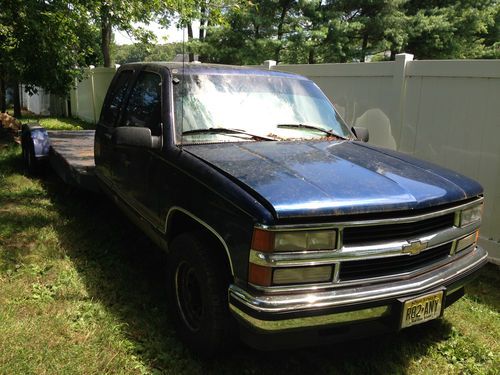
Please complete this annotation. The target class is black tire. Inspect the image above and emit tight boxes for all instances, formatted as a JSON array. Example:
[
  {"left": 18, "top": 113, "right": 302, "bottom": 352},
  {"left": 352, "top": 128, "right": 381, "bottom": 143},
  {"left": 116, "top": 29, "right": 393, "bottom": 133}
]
[
  {"left": 166, "top": 232, "right": 235, "bottom": 357},
  {"left": 21, "top": 136, "right": 38, "bottom": 175}
]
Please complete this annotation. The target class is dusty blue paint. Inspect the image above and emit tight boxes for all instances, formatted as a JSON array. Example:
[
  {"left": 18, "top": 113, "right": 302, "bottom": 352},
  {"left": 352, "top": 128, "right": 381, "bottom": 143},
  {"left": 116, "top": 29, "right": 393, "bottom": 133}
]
[{"left": 185, "top": 140, "right": 483, "bottom": 219}]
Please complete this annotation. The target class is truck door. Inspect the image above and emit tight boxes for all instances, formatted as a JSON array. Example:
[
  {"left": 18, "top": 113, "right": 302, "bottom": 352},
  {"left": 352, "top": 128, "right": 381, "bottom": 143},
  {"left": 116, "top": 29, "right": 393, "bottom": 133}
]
[
  {"left": 95, "top": 69, "right": 134, "bottom": 187},
  {"left": 112, "top": 70, "right": 163, "bottom": 225}
]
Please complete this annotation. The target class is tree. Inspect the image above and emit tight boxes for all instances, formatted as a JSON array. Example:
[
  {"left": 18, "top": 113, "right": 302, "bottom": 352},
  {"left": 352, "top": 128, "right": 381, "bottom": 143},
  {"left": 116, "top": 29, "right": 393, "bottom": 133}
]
[
  {"left": 404, "top": 0, "right": 499, "bottom": 59},
  {"left": 329, "top": 0, "right": 408, "bottom": 62},
  {"left": 0, "top": 0, "right": 101, "bottom": 117},
  {"left": 85, "top": 0, "right": 177, "bottom": 67},
  {"left": 112, "top": 42, "right": 183, "bottom": 64},
  {"left": 159, "top": 0, "right": 250, "bottom": 62}
]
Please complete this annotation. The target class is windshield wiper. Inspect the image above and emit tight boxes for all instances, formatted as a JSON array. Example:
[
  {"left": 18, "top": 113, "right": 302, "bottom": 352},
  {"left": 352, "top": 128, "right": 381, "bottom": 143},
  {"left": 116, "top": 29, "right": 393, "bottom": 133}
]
[
  {"left": 182, "top": 127, "right": 275, "bottom": 141},
  {"left": 277, "top": 123, "right": 347, "bottom": 140}
]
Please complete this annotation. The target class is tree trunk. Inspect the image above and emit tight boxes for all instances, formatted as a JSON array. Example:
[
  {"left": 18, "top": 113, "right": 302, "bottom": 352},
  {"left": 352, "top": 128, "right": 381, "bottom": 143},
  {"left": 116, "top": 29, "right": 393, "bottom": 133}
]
[
  {"left": 254, "top": 23, "right": 260, "bottom": 39},
  {"left": 101, "top": 7, "right": 113, "bottom": 67},
  {"left": 205, "top": 20, "right": 211, "bottom": 39},
  {"left": 199, "top": 1, "right": 207, "bottom": 41},
  {"left": 187, "top": 23, "right": 194, "bottom": 62},
  {"left": 360, "top": 33, "right": 368, "bottom": 62},
  {"left": 0, "top": 76, "right": 6, "bottom": 113},
  {"left": 13, "top": 81, "right": 21, "bottom": 118},
  {"left": 390, "top": 49, "right": 397, "bottom": 61},
  {"left": 275, "top": 1, "right": 291, "bottom": 62},
  {"left": 308, "top": 49, "right": 315, "bottom": 64}
]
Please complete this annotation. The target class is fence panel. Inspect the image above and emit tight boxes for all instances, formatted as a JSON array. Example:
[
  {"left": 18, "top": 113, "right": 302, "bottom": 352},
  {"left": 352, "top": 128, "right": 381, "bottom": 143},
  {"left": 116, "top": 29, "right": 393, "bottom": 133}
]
[
  {"left": 271, "top": 57, "right": 500, "bottom": 263},
  {"left": 400, "top": 60, "right": 500, "bottom": 261},
  {"left": 70, "top": 67, "right": 116, "bottom": 124}
]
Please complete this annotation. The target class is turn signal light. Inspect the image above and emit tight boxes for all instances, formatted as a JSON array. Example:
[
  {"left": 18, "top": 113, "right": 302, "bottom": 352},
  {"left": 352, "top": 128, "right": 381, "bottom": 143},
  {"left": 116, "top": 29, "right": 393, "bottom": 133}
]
[
  {"left": 251, "top": 228, "right": 275, "bottom": 253},
  {"left": 455, "top": 231, "right": 479, "bottom": 254},
  {"left": 248, "top": 263, "right": 272, "bottom": 286}
]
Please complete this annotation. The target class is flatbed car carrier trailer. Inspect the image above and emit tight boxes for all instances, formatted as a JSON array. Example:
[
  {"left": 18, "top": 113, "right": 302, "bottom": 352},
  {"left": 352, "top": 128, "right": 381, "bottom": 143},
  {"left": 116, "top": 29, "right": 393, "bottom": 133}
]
[{"left": 21, "top": 124, "right": 99, "bottom": 192}]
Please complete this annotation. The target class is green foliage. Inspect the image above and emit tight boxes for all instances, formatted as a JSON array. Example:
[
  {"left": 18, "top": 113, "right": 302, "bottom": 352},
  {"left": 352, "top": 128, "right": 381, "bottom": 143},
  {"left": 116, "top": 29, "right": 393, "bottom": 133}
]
[
  {"left": 0, "top": 0, "right": 101, "bottom": 95},
  {"left": 405, "top": 0, "right": 500, "bottom": 59},
  {"left": 112, "top": 43, "right": 183, "bottom": 64},
  {"left": 177, "top": 0, "right": 499, "bottom": 64},
  {"left": 20, "top": 116, "right": 94, "bottom": 131}
]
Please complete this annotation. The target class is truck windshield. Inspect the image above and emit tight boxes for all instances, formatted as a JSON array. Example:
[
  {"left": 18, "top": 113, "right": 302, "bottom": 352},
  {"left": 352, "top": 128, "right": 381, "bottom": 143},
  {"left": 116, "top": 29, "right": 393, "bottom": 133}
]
[{"left": 173, "top": 73, "right": 352, "bottom": 144}]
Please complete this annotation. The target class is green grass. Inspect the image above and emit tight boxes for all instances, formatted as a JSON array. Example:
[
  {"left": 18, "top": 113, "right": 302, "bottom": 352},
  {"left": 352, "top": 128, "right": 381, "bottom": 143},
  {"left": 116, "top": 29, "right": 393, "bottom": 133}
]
[
  {"left": 0, "top": 134, "right": 499, "bottom": 374},
  {"left": 19, "top": 115, "right": 95, "bottom": 131}
]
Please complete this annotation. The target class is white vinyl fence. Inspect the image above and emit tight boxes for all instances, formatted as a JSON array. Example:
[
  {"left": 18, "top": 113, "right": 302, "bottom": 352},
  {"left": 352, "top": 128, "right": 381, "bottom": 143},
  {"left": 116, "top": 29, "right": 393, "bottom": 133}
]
[
  {"left": 268, "top": 55, "right": 500, "bottom": 263},
  {"left": 20, "top": 85, "right": 66, "bottom": 116},
  {"left": 70, "top": 67, "right": 117, "bottom": 124}
]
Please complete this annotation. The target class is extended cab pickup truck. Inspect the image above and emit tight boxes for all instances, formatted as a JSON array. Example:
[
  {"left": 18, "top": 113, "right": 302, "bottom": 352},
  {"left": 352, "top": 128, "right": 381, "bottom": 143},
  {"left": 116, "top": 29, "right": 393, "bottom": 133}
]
[{"left": 21, "top": 63, "right": 488, "bottom": 355}]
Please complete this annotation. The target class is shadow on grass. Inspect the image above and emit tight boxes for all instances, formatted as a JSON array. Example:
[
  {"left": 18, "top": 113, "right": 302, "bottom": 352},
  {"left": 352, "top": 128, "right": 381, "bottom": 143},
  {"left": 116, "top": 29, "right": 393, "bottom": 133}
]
[{"left": 3, "top": 144, "right": 483, "bottom": 374}]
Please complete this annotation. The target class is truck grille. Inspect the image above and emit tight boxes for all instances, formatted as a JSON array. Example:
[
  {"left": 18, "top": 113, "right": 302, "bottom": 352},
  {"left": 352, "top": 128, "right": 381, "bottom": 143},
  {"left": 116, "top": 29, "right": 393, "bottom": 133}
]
[
  {"left": 342, "top": 213, "right": 455, "bottom": 245},
  {"left": 339, "top": 243, "right": 452, "bottom": 281}
]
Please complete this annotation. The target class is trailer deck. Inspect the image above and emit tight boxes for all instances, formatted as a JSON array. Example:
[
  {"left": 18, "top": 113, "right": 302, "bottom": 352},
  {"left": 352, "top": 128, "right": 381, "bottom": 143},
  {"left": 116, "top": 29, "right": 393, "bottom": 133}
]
[{"left": 47, "top": 130, "right": 99, "bottom": 191}]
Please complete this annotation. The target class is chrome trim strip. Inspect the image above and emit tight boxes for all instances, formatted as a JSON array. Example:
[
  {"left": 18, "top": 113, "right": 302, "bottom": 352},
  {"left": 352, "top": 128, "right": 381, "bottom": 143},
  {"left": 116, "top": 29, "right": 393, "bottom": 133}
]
[
  {"left": 255, "top": 197, "right": 483, "bottom": 231},
  {"left": 230, "top": 304, "right": 391, "bottom": 331},
  {"left": 165, "top": 206, "right": 235, "bottom": 275},
  {"left": 230, "top": 246, "right": 487, "bottom": 315},
  {"left": 249, "top": 224, "right": 480, "bottom": 268},
  {"left": 333, "top": 262, "right": 340, "bottom": 283}
]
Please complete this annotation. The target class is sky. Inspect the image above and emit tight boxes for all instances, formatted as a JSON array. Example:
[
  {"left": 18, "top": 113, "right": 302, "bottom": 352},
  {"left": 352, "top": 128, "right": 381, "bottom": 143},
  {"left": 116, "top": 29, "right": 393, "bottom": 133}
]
[{"left": 114, "top": 21, "right": 199, "bottom": 45}]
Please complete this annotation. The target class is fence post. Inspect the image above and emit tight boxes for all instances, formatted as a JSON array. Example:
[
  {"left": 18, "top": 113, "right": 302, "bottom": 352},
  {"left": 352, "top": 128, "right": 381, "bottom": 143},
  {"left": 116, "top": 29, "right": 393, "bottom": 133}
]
[
  {"left": 263, "top": 60, "right": 277, "bottom": 70},
  {"left": 73, "top": 78, "right": 79, "bottom": 120},
  {"left": 89, "top": 67, "right": 98, "bottom": 124},
  {"left": 393, "top": 53, "right": 413, "bottom": 149}
]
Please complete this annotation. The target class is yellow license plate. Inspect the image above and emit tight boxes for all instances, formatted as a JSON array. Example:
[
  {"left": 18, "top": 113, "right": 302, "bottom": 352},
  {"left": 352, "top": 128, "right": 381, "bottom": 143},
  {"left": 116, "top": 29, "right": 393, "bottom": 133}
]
[{"left": 400, "top": 290, "right": 444, "bottom": 329}]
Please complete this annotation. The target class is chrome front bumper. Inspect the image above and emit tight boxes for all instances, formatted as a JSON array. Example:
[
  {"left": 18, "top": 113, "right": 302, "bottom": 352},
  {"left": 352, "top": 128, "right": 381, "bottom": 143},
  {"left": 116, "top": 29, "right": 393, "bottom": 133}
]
[{"left": 229, "top": 246, "right": 488, "bottom": 332}]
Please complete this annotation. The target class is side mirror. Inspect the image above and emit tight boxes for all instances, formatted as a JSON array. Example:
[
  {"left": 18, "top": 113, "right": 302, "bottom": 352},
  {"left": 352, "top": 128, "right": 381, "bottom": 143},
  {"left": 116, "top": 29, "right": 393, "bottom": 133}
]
[
  {"left": 352, "top": 126, "right": 369, "bottom": 142},
  {"left": 112, "top": 127, "right": 161, "bottom": 149}
]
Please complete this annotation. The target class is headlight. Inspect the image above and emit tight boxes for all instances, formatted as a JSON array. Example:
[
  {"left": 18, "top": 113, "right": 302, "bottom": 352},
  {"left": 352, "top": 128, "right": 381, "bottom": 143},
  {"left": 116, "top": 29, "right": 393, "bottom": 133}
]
[
  {"left": 248, "top": 263, "right": 334, "bottom": 287},
  {"left": 458, "top": 204, "right": 483, "bottom": 227},
  {"left": 252, "top": 228, "right": 337, "bottom": 252},
  {"left": 249, "top": 227, "right": 337, "bottom": 287},
  {"left": 273, "top": 266, "right": 333, "bottom": 285},
  {"left": 274, "top": 230, "right": 336, "bottom": 251}
]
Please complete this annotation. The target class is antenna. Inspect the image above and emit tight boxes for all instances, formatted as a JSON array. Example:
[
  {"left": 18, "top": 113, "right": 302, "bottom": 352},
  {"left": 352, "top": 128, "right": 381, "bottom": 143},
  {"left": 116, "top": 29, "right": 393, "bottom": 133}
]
[{"left": 179, "top": 2, "right": 186, "bottom": 151}]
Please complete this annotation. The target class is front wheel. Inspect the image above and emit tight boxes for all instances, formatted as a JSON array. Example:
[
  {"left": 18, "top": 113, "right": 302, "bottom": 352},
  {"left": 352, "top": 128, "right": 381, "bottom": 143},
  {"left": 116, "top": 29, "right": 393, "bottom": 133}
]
[{"left": 166, "top": 232, "right": 235, "bottom": 357}]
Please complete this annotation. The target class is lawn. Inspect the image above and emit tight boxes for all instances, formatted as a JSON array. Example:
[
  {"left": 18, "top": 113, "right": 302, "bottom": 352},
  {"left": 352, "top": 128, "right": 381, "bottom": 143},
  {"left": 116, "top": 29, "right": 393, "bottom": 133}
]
[
  {"left": 0, "top": 118, "right": 499, "bottom": 374},
  {"left": 13, "top": 113, "right": 94, "bottom": 131}
]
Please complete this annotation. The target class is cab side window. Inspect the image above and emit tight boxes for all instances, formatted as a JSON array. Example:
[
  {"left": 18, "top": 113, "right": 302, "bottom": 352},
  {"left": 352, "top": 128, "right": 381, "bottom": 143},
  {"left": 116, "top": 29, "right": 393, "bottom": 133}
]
[
  {"left": 100, "top": 70, "right": 132, "bottom": 126},
  {"left": 122, "top": 72, "right": 162, "bottom": 136}
]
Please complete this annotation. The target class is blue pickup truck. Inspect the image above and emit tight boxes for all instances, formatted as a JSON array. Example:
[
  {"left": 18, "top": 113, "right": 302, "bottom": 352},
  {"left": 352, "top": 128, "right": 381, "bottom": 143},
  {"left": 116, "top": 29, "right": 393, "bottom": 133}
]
[{"left": 21, "top": 63, "right": 488, "bottom": 356}]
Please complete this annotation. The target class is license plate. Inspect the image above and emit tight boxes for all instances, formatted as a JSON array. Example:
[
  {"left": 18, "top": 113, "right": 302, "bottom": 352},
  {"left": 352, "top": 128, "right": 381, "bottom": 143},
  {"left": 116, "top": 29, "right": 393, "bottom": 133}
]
[{"left": 400, "top": 290, "right": 444, "bottom": 329}]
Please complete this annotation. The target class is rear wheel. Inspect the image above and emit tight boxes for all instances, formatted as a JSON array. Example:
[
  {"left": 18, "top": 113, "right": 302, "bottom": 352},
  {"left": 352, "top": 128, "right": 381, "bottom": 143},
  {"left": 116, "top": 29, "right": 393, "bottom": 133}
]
[
  {"left": 21, "top": 136, "right": 39, "bottom": 175},
  {"left": 166, "top": 232, "right": 235, "bottom": 357}
]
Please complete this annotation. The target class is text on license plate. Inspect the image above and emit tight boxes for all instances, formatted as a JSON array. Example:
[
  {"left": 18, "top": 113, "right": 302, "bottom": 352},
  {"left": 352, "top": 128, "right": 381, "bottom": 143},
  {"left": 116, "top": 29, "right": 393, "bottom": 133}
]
[{"left": 401, "top": 290, "right": 443, "bottom": 329}]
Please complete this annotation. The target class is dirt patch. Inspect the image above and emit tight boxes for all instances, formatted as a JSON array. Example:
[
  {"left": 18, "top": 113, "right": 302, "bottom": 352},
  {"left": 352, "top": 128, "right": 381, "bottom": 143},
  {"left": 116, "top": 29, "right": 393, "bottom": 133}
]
[{"left": 0, "top": 113, "right": 21, "bottom": 132}]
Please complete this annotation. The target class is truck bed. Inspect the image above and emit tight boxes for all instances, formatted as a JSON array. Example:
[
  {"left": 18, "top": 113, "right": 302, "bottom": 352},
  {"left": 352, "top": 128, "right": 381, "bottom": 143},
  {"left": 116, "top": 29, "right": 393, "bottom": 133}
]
[{"left": 47, "top": 130, "right": 99, "bottom": 191}]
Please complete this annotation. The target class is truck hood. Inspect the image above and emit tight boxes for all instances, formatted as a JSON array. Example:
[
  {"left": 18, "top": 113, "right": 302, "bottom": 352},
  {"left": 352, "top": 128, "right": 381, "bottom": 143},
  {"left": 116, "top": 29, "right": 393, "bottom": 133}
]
[{"left": 185, "top": 141, "right": 482, "bottom": 219}]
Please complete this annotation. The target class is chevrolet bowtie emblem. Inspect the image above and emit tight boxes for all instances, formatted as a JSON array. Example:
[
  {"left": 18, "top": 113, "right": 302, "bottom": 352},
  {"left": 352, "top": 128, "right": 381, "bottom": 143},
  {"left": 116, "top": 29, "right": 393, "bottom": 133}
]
[{"left": 402, "top": 240, "right": 428, "bottom": 255}]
